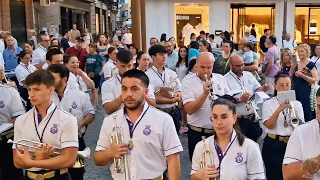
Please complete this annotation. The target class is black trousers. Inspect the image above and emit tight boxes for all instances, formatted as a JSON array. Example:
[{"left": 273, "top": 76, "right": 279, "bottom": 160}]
[
  {"left": 237, "top": 117, "right": 262, "bottom": 142},
  {"left": 187, "top": 126, "right": 213, "bottom": 161},
  {"left": 25, "top": 170, "right": 71, "bottom": 180},
  {"left": 68, "top": 136, "right": 86, "bottom": 180},
  {"left": 167, "top": 107, "right": 181, "bottom": 134},
  {"left": 0, "top": 139, "right": 23, "bottom": 180},
  {"left": 20, "top": 87, "right": 32, "bottom": 111},
  {"left": 262, "top": 136, "right": 287, "bottom": 180}
]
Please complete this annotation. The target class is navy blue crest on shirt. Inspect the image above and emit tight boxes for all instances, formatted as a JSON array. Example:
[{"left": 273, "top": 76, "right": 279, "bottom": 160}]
[
  {"left": 0, "top": 100, "right": 5, "bottom": 108},
  {"left": 50, "top": 124, "right": 58, "bottom": 134},
  {"left": 235, "top": 152, "right": 243, "bottom": 163},
  {"left": 71, "top": 101, "right": 77, "bottom": 109},
  {"left": 143, "top": 125, "right": 151, "bottom": 136}
]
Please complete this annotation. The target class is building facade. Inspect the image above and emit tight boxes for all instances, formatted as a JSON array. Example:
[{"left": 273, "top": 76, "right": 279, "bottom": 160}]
[{"left": 141, "top": 0, "right": 320, "bottom": 51}]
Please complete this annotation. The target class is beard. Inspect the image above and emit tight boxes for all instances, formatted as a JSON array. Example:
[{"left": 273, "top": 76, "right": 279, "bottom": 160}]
[{"left": 124, "top": 96, "right": 144, "bottom": 111}]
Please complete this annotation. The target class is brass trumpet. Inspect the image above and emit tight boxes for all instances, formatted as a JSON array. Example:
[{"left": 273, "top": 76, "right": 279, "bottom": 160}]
[
  {"left": 110, "top": 115, "right": 130, "bottom": 180},
  {"left": 242, "top": 88, "right": 262, "bottom": 121},
  {"left": 7, "top": 139, "right": 90, "bottom": 168},
  {"left": 204, "top": 74, "right": 214, "bottom": 100},
  {"left": 200, "top": 136, "right": 219, "bottom": 180},
  {"left": 287, "top": 101, "right": 304, "bottom": 129},
  {"left": 154, "top": 77, "right": 178, "bottom": 96}
]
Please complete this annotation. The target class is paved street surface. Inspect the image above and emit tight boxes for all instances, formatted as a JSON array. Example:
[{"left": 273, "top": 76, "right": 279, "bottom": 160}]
[{"left": 83, "top": 106, "right": 192, "bottom": 180}]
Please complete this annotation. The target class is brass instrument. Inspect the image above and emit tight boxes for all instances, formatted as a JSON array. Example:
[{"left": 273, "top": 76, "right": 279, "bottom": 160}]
[
  {"left": 242, "top": 88, "right": 262, "bottom": 121},
  {"left": 287, "top": 101, "right": 304, "bottom": 129},
  {"left": 204, "top": 74, "right": 214, "bottom": 100},
  {"left": 154, "top": 77, "right": 178, "bottom": 97},
  {"left": 110, "top": 115, "right": 130, "bottom": 180},
  {"left": 111, "top": 67, "right": 118, "bottom": 77},
  {"left": 7, "top": 139, "right": 90, "bottom": 168},
  {"left": 200, "top": 136, "right": 219, "bottom": 180}
]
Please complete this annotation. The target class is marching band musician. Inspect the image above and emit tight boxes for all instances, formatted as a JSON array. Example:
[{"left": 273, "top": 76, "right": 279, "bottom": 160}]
[
  {"left": 102, "top": 50, "right": 155, "bottom": 115},
  {"left": 0, "top": 66, "right": 25, "bottom": 180},
  {"left": 181, "top": 52, "right": 230, "bottom": 160},
  {"left": 15, "top": 50, "right": 37, "bottom": 110},
  {"left": 191, "top": 95, "right": 265, "bottom": 180},
  {"left": 94, "top": 69, "right": 182, "bottom": 180},
  {"left": 224, "top": 55, "right": 268, "bottom": 142},
  {"left": 146, "top": 45, "right": 182, "bottom": 133},
  {"left": 12, "top": 70, "right": 79, "bottom": 180},
  {"left": 282, "top": 88, "right": 320, "bottom": 179},
  {"left": 262, "top": 72, "right": 304, "bottom": 180},
  {"left": 47, "top": 64, "right": 95, "bottom": 180}
]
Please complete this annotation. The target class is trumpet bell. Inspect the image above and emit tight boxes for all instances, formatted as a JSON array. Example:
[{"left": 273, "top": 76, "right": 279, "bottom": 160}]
[
  {"left": 73, "top": 147, "right": 91, "bottom": 168},
  {"left": 289, "top": 117, "right": 303, "bottom": 129}
]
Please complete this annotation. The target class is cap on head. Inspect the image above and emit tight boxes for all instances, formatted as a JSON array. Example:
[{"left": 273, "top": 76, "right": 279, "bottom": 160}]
[{"left": 75, "top": 36, "right": 84, "bottom": 42}]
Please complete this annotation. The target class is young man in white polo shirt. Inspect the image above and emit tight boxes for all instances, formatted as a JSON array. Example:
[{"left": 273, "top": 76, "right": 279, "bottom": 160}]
[
  {"left": 102, "top": 50, "right": 155, "bottom": 115},
  {"left": 282, "top": 88, "right": 320, "bottom": 179},
  {"left": 0, "top": 68, "right": 25, "bottom": 180},
  {"left": 181, "top": 52, "right": 230, "bottom": 160},
  {"left": 47, "top": 64, "right": 95, "bottom": 180},
  {"left": 32, "top": 33, "right": 50, "bottom": 69},
  {"left": 146, "top": 45, "right": 182, "bottom": 133},
  {"left": 224, "top": 55, "right": 268, "bottom": 142},
  {"left": 94, "top": 69, "right": 182, "bottom": 180},
  {"left": 12, "top": 69, "right": 79, "bottom": 180}
]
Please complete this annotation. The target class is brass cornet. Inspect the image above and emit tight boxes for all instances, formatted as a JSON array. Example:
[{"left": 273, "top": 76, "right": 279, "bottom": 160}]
[
  {"left": 200, "top": 136, "right": 219, "bottom": 180},
  {"left": 242, "top": 88, "right": 262, "bottom": 121},
  {"left": 204, "top": 74, "right": 214, "bottom": 100},
  {"left": 110, "top": 115, "right": 130, "bottom": 180},
  {"left": 154, "top": 77, "right": 178, "bottom": 97},
  {"left": 7, "top": 139, "right": 91, "bottom": 168},
  {"left": 287, "top": 101, "right": 304, "bottom": 129}
]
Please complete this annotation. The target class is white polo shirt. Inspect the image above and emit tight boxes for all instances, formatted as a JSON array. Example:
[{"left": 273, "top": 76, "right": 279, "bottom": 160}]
[
  {"left": 102, "top": 59, "right": 116, "bottom": 78},
  {"left": 262, "top": 97, "right": 304, "bottom": 136},
  {"left": 283, "top": 119, "right": 320, "bottom": 178},
  {"left": 14, "top": 62, "right": 37, "bottom": 86},
  {"left": 101, "top": 74, "right": 155, "bottom": 106},
  {"left": 282, "top": 40, "right": 297, "bottom": 53},
  {"left": 181, "top": 73, "right": 230, "bottom": 129},
  {"left": 0, "top": 84, "right": 25, "bottom": 125},
  {"left": 32, "top": 46, "right": 47, "bottom": 66},
  {"left": 191, "top": 130, "right": 265, "bottom": 179},
  {"left": 96, "top": 103, "right": 183, "bottom": 180},
  {"left": 51, "top": 88, "right": 95, "bottom": 136},
  {"left": 146, "top": 66, "right": 181, "bottom": 109},
  {"left": 13, "top": 102, "right": 78, "bottom": 171},
  {"left": 67, "top": 72, "right": 80, "bottom": 91},
  {"left": 224, "top": 71, "right": 261, "bottom": 116}
]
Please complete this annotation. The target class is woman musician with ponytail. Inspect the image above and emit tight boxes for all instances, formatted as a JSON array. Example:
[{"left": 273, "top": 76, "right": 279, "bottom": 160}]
[
  {"left": 191, "top": 95, "right": 265, "bottom": 180},
  {"left": 262, "top": 71, "right": 304, "bottom": 180}
]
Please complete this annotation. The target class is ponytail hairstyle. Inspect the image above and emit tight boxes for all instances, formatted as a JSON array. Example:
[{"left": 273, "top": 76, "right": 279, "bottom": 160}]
[
  {"left": 273, "top": 71, "right": 291, "bottom": 96},
  {"left": 18, "top": 50, "right": 29, "bottom": 64},
  {"left": 211, "top": 94, "right": 245, "bottom": 146},
  {"left": 105, "top": 47, "right": 116, "bottom": 61}
]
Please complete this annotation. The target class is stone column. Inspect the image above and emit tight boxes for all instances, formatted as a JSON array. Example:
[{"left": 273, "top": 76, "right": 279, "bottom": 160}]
[{"left": 131, "top": 0, "right": 141, "bottom": 50}]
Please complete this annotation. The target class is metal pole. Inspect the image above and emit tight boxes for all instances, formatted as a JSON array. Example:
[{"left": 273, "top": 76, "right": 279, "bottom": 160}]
[{"left": 282, "top": 0, "right": 287, "bottom": 40}]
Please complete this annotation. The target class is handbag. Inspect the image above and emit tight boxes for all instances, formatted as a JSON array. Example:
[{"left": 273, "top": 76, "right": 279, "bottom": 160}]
[{"left": 87, "top": 55, "right": 98, "bottom": 78}]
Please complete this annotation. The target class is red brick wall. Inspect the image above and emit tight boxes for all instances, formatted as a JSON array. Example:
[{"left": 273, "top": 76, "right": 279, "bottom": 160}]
[{"left": 0, "top": 0, "right": 11, "bottom": 31}]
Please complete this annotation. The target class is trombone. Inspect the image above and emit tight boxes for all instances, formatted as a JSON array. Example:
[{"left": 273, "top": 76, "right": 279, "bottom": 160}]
[
  {"left": 7, "top": 139, "right": 90, "bottom": 168},
  {"left": 110, "top": 115, "right": 130, "bottom": 180},
  {"left": 200, "top": 136, "right": 219, "bottom": 180}
]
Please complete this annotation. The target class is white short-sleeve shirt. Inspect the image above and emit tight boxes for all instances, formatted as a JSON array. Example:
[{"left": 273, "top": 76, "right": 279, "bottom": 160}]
[
  {"left": 146, "top": 66, "right": 181, "bottom": 109},
  {"left": 14, "top": 62, "right": 37, "bottom": 86},
  {"left": 191, "top": 130, "right": 265, "bottom": 180},
  {"left": 224, "top": 71, "right": 261, "bottom": 116},
  {"left": 31, "top": 46, "right": 47, "bottom": 65},
  {"left": 51, "top": 88, "right": 95, "bottom": 136},
  {"left": 283, "top": 119, "right": 320, "bottom": 179},
  {"left": 310, "top": 56, "right": 320, "bottom": 80},
  {"left": 101, "top": 74, "right": 155, "bottom": 106},
  {"left": 67, "top": 72, "right": 80, "bottom": 91},
  {"left": 96, "top": 103, "right": 183, "bottom": 180},
  {"left": 0, "top": 84, "right": 25, "bottom": 125},
  {"left": 262, "top": 97, "right": 304, "bottom": 136},
  {"left": 102, "top": 59, "right": 116, "bottom": 78},
  {"left": 181, "top": 73, "right": 230, "bottom": 129},
  {"left": 13, "top": 102, "right": 78, "bottom": 171}
]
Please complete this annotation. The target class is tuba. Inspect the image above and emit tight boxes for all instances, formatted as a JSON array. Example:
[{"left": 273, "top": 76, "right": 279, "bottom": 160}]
[
  {"left": 110, "top": 115, "right": 130, "bottom": 180},
  {"left": 200, "top": 136, "right": 219, "bottom": 180},
  {"left": 287, "top": 101, "right": 304, "bottom": 129},
  {"left": 7, "top": 139, "right": 90, "bottom": 168}
]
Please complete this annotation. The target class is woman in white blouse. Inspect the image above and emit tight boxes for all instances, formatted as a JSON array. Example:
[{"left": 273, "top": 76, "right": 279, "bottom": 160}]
[
  {"left": 176, "top": 46, "right": 189, "bottom": 81},
  {"left": 191, "top": 95, "right": 265, "bottom": 180},
  {"left": 15, "top": 51, "right": 36, "bottom": 110},
  {"left": 135, "top": 51, "right": 150, "bottom": 72},
  {"left": 310, "top": 44, "right": 320, "bottom": 83},
  {"left": 262, "top": 71, "right": 304, "bottom": 180}
]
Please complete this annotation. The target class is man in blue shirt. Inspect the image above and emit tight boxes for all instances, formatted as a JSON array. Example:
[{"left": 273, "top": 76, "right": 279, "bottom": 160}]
[
  {"left": 3, "top": 35, "right": 22, "bottom": 77},
  {"left": 165, "top": 41, "right": 179, "bottom": 70}
]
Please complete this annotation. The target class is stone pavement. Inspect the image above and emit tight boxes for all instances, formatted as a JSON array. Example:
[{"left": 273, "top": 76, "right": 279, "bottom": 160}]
[{"left": 83, "top": 107, "right": 192, "bottom": 180}]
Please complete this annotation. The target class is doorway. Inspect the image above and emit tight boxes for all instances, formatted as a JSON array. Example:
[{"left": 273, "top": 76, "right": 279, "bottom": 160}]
[
  {"left": 230, "top": 4, "right": 275, "bottom": 49},
  {"left": 10, "top": 0, "right": 27, "bottom": 46}
]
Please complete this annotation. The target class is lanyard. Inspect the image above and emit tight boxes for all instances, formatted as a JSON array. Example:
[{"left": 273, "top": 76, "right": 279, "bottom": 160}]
[
  {"left": 125, "top": 106, "right": 150, "bottom": 138},
  {"left": 213, "top": 135, "right": 236, "bottom": 169},
  {"left": 276, "top": 98, "right": 288, "bottom": 122},
  {"left": 230, "top": 73, "right": 245, "bottom": 90},
  {"left": 151, "top": 67, "right": 165, "bottom": 85},
  {"left": 33, "top": 106, "right": 57, "bottom": 143}
]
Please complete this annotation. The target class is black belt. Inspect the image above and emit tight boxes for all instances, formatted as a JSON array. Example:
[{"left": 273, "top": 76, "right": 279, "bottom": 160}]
[{"left": 238, "top": 114, "right": 255, "bottom": 120}]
